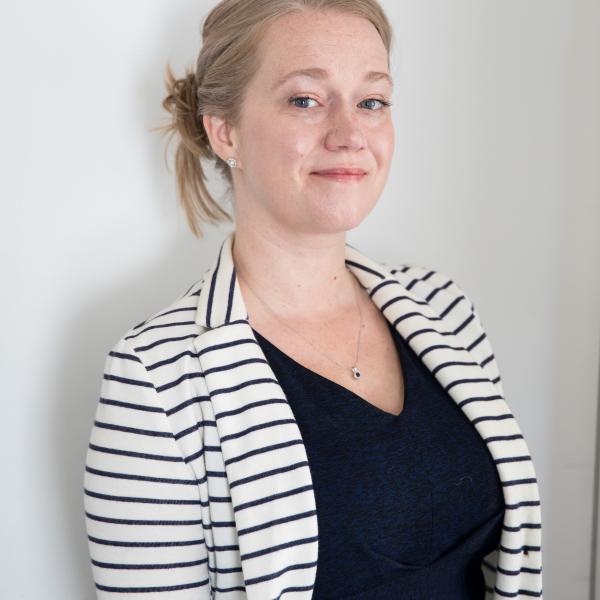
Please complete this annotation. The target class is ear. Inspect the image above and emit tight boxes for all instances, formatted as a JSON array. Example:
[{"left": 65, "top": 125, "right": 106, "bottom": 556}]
[{"left": 203, "top": 114, "right": 239, "bottom": 164}]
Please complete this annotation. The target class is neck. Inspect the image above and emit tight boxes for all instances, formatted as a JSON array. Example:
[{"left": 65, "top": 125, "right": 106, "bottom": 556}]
[{"left": 231, "top": 225, "right": 360, "bottom": 323}]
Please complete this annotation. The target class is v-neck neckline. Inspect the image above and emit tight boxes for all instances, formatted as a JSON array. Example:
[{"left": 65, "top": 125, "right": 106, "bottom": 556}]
[{"left": 251, "top": 322, "right": 410, "bottom": 420}]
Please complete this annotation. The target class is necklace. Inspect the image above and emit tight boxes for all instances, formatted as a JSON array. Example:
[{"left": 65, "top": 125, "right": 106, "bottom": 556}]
[{"left": 236, "top": 267, "right": 364, "bottom": 380}]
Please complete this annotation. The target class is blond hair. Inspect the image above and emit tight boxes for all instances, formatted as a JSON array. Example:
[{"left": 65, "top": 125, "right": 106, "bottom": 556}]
[{"left": 153, "top": 0, "right": 393, "bottom": 238}]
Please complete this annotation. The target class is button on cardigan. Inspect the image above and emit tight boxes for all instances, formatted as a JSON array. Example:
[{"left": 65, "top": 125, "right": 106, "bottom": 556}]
[
  {"left": 252, "top": 319, "right": 505, "bottom": 599},
  {"left": 83, "top": 230, "right": 543, "bottom": 599}
]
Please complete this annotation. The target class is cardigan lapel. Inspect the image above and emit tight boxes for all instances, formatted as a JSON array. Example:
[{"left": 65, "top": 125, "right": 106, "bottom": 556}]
[{"left": 192, "top": 230, "right": 539, "bottom": 599}]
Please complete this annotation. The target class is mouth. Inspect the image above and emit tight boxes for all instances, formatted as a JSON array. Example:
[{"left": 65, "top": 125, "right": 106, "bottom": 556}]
[{"left": 311, "top": 168, "right": 367, "bottom": 182}]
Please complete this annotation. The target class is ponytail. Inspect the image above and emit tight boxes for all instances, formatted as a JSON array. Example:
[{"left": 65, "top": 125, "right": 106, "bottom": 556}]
[{"left": 151, "top": 63, "right": 233, "bottom": 239}]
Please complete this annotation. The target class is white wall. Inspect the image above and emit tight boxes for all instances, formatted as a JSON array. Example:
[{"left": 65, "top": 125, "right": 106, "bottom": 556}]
[{"left": 1, "top": 1, "right": 598, "bottom": 598}]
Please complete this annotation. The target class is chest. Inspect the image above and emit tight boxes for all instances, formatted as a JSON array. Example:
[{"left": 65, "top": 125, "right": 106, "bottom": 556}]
[{"left": 250, "top": 306, "right": 406, "bottom": 417}]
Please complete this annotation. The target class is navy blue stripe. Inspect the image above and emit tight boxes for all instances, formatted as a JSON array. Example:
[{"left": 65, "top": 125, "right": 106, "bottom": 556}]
[
  {"left": 237, "top": 509, "right": 318, "bottom": 537},
  {"left": 95, "top": 579, "right": 209, "bottom": 594},
  {"left": 243, "top": 541, "right": 318, "bottom": 568},
  {"left": 234, "top": 483, "right": 316, "bottom": 513},
  {"left": 86, "top": 511, "right": 202, "bottom": 526},
  {"left": 108, "top": 350, "right": 141, "bottom": 363},
  {"left": 146, "top": 350, "right": 200, "bottom": 371},
  {"left": 495, "top": 455, "right": 532, "bottom": 465},
  {"left": 173, "top": 421, "right": 208, "bottom": 442},
  {"left": 456, "top": 394, "right": 504, "bottom": 409},
  {"left": 446, "top": 376, "right": 495, "bottom": 391},
  {"left": 207, "top": 376, "right": 280, "bottom": 400},
  {"left": 505, "top": 499, "right": 541, "bottom": 509},
  {"left": 84, "top": 487, "right": 203, "bottom": 505},
  {"left": 103, "top": 374, "right": 155, "bottom": 389},
  {"left": 486, "top": 434, "right": 524, "bottom": 443},
  {"left": 155, "top": 371, "right": 204, "bottom": 393},
  {"left": 372, "top": 278, "right": 423, "bottom": 299},
  {"left": 226, "top": 265, "right": 236, "bottom": 322},
  {"left": 273, "top": 584, "right": 316, "bottom": 600},
  {"left": 98, "top": 397, "right": 162, "bottom": 413},
  {"left": 468, "top": 331, "right": 487, "bottom": 351},
  {"left": 439, "top": 293, "right": 468, "bottom": 318},
  {"left": 93, "top": 420, "right": 173, "bottom": 438},
  {"left": 219, "top": 416, "right": 298, "bottom": 444},
  {"left": 431, "top": 359, "right": 480, "bottom": 375},
  {"left": 88, "top": 534, "right": 205, "bottom": 547},
  {"left": 454, "top": 312, "right": 476, "bottom": 335},
  {"left": 133, "top": 333, "right": 198, "bottom": 352},
  {"left": 131, "top": 305, "right": 199, "bottom": 332},
  {"left": 85, "top": 466, "right": 198, "bottom": 485},
  {"left": 496, "top": 562, "right": 543, "bottom": 577},
  {"left": 92, "top": 557, "right": 208, "bottom": 570},
  {"left": 499, "top": 543, "right": 541, "bottom": 555},
  {"left": 418, "top": 342, "right": 470, "bottom": 359},
  {"left": 472, "top": 414, "right": 515, "bottom": 425},
  {"left": 88, "top": 442, "right": 184, "bottom": 462},
  {"left": 197, "top": 336, "right": 259, "bottom": 357},
  {"left": 424, "top": 279, "right": 454, "bottom": 300},
  {"left": 503, "top": 522, "right": 542, "bottom": 532},
  {"left": 245, "top": 556, "right": 318, "bottom": 586},
  {"left": 215, "top": 397, "right": 289, "bottom": 420},
  {"left": 225, "top": 438, "right": 306, "bottom": 467},
  {"left": 481, "top": 353, "right": 495, "bottom": 367},
  {"left": 502, "top": 477, "right": 538, "bottom": 487},
  {"left": 229, "top": 460, "right": 310, "bottom": 490},
  {"left": 344, "top": 258, "right": 385, "bottom": 279},
  {"left": 494, "top": 585, "right": 542, "bottom": 598},
  {"left": 166, "top": 394, "right": 208, "bottom": 417},
  {"left": 125, "top": 320, "right": 197, "bottom": 340},
  {"left": 203, "top": 356, "right": 268, "bottom": 376}
]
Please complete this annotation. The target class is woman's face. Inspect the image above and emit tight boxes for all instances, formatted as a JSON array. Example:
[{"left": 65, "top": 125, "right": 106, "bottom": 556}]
[{"left": 230, "top": 9, "right": 395, "bottom": 236}]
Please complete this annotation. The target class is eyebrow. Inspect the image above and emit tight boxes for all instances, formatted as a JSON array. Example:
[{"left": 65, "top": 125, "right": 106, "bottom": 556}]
[{"left": 272, "top": 67, "right": 394, "bottom": 90}]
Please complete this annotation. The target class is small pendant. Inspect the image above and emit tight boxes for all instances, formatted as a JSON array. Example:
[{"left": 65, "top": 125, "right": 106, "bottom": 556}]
[{"left": 351, "top": 366, "right": 361, "bottom": 380}]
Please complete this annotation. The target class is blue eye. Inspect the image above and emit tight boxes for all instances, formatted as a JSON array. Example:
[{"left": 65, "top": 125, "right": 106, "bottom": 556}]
[
  {"left": 288, "top": 96, "right": 392, "bottom": 110},
  {"left": 360, "top": 98, "right": 392, "bottom": 110},
  {"left": 289, "top": 96, "right": 318, "bottom": 109}
]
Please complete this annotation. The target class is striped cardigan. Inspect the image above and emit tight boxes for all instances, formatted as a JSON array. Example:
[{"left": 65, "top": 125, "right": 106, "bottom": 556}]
[{"left": 83, "top": 229, "right": 543, "bottom": 599}]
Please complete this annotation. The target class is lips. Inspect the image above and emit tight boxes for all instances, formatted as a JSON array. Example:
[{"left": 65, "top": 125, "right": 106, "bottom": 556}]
[
  {"left": 311, "top": 168, "right": 367, "bottom": 182},
  {"left": 312, "top": 168, "right": 367, "bottom": 176}
]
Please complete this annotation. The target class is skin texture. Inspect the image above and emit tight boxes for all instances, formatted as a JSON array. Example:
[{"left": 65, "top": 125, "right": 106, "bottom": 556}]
[{"left": 203, "top": 8, "right": 395, "bottom": 322}]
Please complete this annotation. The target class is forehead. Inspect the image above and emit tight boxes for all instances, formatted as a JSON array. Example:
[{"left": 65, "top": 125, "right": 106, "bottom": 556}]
[{"left": 255, "top": 10, "right": 389, "bottom": 79}]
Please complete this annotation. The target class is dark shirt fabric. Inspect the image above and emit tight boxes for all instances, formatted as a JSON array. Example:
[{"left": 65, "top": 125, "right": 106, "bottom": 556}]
[{"left": 251, "top": 319, "right": 505, "bottom": 600}]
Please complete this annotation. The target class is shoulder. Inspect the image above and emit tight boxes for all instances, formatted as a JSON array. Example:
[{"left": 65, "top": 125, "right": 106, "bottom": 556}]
[
  {"left": 383, "top": 261, "right": 477, "bottom": 315},
  {"left": 104, "top": 277, "right": 207, "bottom": 383},
  {"left": 385, "top": 260, "right": 504, "bottom": 396}
]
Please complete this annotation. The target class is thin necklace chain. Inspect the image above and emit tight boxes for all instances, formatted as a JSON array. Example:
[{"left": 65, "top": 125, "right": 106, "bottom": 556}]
[{"left": 236, "top": 266, "right": 364, "bottom": 379}]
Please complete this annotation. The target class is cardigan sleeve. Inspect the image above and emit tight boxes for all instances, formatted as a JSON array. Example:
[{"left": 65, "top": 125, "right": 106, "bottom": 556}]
[{"left": 82, "top": 336, "right": 211, "bottom": 599}]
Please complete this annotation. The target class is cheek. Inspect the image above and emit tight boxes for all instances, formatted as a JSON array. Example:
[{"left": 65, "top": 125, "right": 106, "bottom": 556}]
[
  {"left": 246, "top": 115, "right": 314, "bottom": 167},
  {"left": 371, "top": 124, "right": 395, "bottom": 167},
  {"left": 276, "top": 131, "right": 314, "bottom": 170}
]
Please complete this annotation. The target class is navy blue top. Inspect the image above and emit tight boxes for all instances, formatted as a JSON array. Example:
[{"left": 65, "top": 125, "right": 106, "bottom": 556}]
[{"left": 251, "top": 319, "right": 504, "bottom": 599}]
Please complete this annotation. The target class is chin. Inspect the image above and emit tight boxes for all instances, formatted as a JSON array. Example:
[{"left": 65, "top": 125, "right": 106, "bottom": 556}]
[{"left": 306, "top": 201, "right": 374, "bottom": 233}]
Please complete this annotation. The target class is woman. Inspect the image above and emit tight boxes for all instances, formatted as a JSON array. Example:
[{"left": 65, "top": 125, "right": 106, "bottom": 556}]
[{"left": 83, "top": 1, "right": 543, "bottom": 598}]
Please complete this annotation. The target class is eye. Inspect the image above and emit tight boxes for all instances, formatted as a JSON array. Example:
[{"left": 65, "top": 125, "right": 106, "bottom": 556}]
[
  {"left": 289, "top": 96, "right": 319, "bottom": 109},
  {"left": 288, "top": 96, "right": 392, "bottom": 111},
  {"left": 360, "top": 98, "right": 392, "bottom": 110}
]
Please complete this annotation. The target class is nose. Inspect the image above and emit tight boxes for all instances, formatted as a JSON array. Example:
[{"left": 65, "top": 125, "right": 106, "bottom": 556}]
[{"left": 324, "top": 104, "right": 366, "bottom": 152}]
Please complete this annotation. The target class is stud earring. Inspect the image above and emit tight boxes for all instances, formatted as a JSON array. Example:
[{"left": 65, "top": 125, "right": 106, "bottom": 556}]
[{"left": 226, "top": 157, "right": 237, "bottom": 168}]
